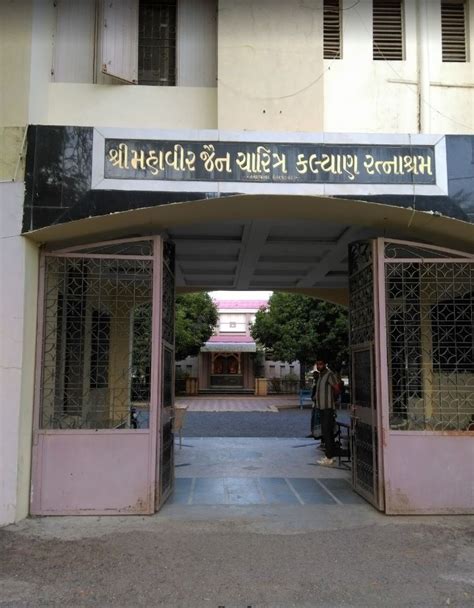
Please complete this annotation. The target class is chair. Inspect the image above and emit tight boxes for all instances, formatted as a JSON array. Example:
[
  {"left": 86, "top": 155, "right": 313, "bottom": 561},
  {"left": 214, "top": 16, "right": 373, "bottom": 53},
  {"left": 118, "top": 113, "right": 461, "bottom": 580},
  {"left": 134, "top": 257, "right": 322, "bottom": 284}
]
[
  {"left": 173, "top": 405, "right": 188, "bottom": 448},
  {"left": 299, "top": 389, "right": 313, "bottom": 409}
]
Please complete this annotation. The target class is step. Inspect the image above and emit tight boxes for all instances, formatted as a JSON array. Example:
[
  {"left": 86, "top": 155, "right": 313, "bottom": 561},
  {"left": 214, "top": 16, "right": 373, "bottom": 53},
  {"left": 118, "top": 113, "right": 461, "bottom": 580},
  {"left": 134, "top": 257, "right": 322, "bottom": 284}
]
[{"left": 198, "top": 388, "right": 255, "bottom": 395}]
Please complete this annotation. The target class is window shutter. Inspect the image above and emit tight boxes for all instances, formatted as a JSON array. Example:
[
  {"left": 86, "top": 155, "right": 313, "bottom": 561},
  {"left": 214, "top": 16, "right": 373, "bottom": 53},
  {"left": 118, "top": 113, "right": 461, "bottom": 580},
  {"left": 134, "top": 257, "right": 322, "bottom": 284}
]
[
  {"left": 373, "top": 0, "right": 404, "bottom": 61},
  {"left": 176, "top": 0, "right": 216, "bottom": 87},
  {"left": 101, "top": 0, "right": 139, "bottom": 83},
  {"left": 441, "top": 1, "right": 467, "bottom": 62},
  {"left": 324, "top": 0, "right": 342, "bottom": 60},
  {"left": 52, "top": 0, "right": 96, "bottom": 83}
]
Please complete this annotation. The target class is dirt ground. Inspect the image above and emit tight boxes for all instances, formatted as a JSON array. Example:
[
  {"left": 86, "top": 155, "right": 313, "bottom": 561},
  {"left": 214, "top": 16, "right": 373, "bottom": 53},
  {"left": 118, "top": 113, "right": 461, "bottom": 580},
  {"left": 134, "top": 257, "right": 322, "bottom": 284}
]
[{"left": 1, "top": 507, "right": 473, "bottom": 608}]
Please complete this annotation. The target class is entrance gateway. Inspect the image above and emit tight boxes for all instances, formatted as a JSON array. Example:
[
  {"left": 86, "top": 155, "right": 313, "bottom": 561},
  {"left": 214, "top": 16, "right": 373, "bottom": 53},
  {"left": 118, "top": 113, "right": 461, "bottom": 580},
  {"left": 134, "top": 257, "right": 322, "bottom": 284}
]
[{"left": 26, "top": 128, "right": 474, "bottom": 516}]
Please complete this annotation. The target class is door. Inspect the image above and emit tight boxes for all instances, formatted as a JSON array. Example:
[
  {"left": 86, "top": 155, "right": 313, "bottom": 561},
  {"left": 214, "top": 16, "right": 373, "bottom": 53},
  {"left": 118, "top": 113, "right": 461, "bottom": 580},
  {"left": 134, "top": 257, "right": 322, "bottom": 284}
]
[
  {"left": 156, "top": 239, "right": 176, "bottom": 508},
  {"left": 348, "top": 240, "right": 383, "bottom": 510},
  {"left": 30, "top": 238, "right": 160, "bottom": 515}
]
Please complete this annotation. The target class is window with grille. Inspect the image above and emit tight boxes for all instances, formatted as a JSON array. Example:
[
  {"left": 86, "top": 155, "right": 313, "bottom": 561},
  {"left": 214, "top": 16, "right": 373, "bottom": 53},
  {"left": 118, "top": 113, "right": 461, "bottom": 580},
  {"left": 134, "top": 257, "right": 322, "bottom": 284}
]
[
  {"left": 441, "top": 0, "right": 468, "bottom": 62},
  {"left": 373, "top": 0, "right": 404, "bottom": 60},
  {"left": 324, "top": 0, "right": 342, "bottom": 59},
  {"left": 138, "top": 0, "right": 177, "bottom": 85}
]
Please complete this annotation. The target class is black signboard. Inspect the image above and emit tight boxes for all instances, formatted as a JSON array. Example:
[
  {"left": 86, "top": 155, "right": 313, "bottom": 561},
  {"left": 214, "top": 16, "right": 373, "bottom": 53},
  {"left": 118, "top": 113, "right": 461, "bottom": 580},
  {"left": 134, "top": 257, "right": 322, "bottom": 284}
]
[{"left": 104, "top": 139, "right": 436, "bottom": 185}]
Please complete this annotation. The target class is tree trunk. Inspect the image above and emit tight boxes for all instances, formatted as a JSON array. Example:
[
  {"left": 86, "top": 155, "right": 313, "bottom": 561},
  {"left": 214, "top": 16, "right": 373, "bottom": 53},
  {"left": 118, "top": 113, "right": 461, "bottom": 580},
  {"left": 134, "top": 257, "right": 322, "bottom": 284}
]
[{"left": 299, "top": 361, "right": 306, "bottom": 389}]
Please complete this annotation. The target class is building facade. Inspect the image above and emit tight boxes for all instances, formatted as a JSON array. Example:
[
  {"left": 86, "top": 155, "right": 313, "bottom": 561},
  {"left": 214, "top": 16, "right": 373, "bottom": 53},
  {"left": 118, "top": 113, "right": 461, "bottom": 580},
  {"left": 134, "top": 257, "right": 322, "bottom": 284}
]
[
  {"left": 1, "top": 0, "right": 474, "bottom": 524},
  {"left": 176, "top": 298, "right": 301, "bottom": 392}
]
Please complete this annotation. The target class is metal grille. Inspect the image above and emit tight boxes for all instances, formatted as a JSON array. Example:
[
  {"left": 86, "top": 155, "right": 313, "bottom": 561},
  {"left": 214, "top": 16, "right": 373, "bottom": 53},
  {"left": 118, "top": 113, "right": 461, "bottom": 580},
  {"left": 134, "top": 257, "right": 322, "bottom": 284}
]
[
  {"left": 386, "top": 257, "right": 474, "bottom": 431},
  {"left": 349, "top": 241, "right": 374, "bottom": 345},
  {"left": 162, "top": 241, "right": 175, "bottom": 346},
  {"left": 442, "top": 0, "right": 467, "bottom": 62},
  {"left": 349, "top": 241, "right": 377, "bottom": 501},
  {"left": 138, "top": 0, "right": 176, "bottom": 86},
  {"left": 324, "top": 0, "right": 342, "bottom": 59},
  {"left": 352, "top": 422, "right": 378, "bottom": 496},
  {"left": 67, "top": 240, "right": 154, "bottom": 256},
  {"left": 160, "top": 239, "right": 176, "bottom": 500},
  {"left": 160, "top": 419, "right": 174, "bottom": 495},
  {"left": 373, "top": 0, "right": 404, "bottom": 61},
  {"left": 40, "top": 255, "right": 153, "bottom": 429}
]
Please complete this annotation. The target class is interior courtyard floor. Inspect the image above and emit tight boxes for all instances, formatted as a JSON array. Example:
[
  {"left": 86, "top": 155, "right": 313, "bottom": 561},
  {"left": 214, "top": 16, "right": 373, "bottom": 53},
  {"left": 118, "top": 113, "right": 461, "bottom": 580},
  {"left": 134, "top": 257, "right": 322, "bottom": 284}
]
[{"left": 169, "top": 436, "right": 363, "bottom": 508}]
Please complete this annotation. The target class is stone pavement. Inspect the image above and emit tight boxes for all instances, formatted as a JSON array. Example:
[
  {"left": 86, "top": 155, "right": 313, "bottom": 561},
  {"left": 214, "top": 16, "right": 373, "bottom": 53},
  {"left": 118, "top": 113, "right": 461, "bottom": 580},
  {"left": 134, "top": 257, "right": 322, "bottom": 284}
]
[
  {"left": 1, "top": 405, "right": 473, "bottom": 607},
  {"left": 1, "top": 435, "right": 473, "bottom": 607},
  {"left": 172, "top": 437, "right": 356, "bottom": 507},
  {"left": 176, "top": 395, "right": 299, "bottom": 412}
]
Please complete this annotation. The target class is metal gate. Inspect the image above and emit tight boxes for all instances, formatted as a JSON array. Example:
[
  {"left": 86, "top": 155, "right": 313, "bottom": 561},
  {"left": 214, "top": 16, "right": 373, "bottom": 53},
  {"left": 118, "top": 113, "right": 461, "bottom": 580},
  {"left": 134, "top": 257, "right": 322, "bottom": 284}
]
[
  {"left": 348, "top": 240, "right": 383, "bottom": 509},
  {"left": 380, "top": 239, "right": 474, "bottom": 514},
  {"left": 349, "top": 238, "right": 474, "bottom": 514},
  {"left": 30, "top": 236, "right": 175, "bottom": 515}
]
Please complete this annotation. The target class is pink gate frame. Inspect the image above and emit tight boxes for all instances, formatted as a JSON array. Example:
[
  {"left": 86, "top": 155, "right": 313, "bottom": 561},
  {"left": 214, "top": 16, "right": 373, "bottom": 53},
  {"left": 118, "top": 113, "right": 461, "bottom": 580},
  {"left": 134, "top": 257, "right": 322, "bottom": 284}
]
[
  {"left": 30, "top": 236, "right": 164, "bottom": 515},
  {"left": 375, "top": 238, "right": 474, "bottom": 515}
]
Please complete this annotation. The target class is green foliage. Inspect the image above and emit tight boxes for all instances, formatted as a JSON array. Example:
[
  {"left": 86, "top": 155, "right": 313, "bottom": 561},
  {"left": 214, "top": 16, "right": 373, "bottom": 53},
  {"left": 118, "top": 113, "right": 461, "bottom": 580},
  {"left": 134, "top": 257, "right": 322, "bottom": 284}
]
[
  {"left": 281, "top": 372, "right": 299, "bottom": 383},
  {"left": 175, "top": 293, "right": 218, "bottom": 361},
  {"left": 250, "top": 293, "right": 348, "bottom": 373},
  {"left": 252, "top": 347, "right": 266, "bottom": 378}
]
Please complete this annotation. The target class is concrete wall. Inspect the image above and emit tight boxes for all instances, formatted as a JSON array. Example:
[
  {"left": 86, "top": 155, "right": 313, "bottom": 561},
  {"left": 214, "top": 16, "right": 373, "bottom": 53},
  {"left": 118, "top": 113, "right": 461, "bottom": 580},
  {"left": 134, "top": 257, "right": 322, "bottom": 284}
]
[
  {"left": 47, "top": 84, "right": 217, "bottom": 129},
  {"left": 217, "top": 0, "right": 325, "bottom": 132},
  {"left": 0, "top": 0, "right": 33, "bottom": 127},
  {"left": 3, "top": 0, "right": 474, "bottom": 133},
  {"left": 0, "top": 183, "right": 39, "bottom": 526}
]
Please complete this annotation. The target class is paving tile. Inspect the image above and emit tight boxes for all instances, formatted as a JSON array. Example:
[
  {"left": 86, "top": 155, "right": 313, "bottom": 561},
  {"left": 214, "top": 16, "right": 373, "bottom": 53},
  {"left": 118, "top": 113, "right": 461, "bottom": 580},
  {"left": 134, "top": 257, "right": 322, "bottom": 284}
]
[
  {"left": 287, "top": 478, "right": 337, "bottom": 505},
  {"left": 318, "top": 478, "right": 368, "bottom": 505},
  {"left": 192, "top": 477, "right": 227, "bottom": 505},
  {"left": 224, "top": 477, "right": 266, "bottom": 505},
  {"left": 167, "top": 478, "right": 193, "bottom": 504},
  {"left": 259, "top": 477, "right": 300, "bottom": 505}
]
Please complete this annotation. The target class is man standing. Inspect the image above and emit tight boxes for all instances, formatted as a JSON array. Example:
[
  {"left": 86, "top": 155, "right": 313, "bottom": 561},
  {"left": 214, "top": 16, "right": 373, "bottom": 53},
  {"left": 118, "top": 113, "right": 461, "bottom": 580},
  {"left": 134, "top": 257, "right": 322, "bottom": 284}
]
[{"left": 313, "top": 357, "right": 339, "bottom": 466}]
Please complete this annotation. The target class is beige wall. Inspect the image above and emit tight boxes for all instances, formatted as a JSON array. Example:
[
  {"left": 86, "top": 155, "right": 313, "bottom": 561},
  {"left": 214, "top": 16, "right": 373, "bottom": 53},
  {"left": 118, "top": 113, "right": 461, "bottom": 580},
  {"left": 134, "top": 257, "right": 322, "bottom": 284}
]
[
  {"left": 3, "top": 0, "right": 474, "bottom": 134},
  {"left": 0, "top": 183, "right": 39, "bottom": 525},
  {"left": 217, "top": 0, "right": 325, "bottom": 132},
  {"left": 0, "top": 0, "right": 33, "bottom": 127},
  {"left": 47, "top": 84, "right": 217, "bottom": 129}
]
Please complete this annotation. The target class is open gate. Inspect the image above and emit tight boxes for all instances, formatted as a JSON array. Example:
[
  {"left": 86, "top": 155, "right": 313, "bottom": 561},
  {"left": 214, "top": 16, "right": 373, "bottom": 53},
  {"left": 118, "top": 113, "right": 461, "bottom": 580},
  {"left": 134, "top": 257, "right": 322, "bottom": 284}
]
[
  {"left": 349, "top": 238, "right": 474, "bottom": 514},
  {"left": 30, "top": 236, "right": 176, "bottom": 515}
]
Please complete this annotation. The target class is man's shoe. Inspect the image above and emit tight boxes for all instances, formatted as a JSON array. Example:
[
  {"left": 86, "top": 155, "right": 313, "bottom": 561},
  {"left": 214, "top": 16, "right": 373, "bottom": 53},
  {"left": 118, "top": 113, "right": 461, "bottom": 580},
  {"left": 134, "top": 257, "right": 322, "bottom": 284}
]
[
  {"left": 317, "top": 457, "right": 335, "bottom": 466},
  {"left": 305, "top": 434, "right": 314, "bottom": 438}
]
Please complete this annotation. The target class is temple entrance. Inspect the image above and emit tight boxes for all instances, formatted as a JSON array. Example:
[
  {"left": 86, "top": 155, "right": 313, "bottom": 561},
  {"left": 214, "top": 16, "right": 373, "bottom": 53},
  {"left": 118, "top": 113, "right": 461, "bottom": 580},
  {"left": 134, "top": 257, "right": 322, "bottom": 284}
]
[
  {"left": 210, "top": 353, "right": 243, "bottom": 388},
  {"left": 29, "top": 230, "right": 474, "bottom": 516}
]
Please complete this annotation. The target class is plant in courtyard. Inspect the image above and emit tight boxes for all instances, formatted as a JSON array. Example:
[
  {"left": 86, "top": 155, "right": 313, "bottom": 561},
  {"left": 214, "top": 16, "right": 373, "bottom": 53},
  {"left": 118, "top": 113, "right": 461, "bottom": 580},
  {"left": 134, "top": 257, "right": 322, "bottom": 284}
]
[
  {"left": 175, "top": 293, "right": 219, "bottom": 361},
  {"left": 250, "top": 293, "right": 348, "bottom": 385}
]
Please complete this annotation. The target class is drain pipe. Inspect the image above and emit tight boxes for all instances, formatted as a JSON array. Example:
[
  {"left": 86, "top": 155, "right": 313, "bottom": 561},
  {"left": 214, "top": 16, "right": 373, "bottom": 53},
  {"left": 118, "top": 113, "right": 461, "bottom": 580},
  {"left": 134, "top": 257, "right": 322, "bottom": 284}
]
[{"left": 416, "top": 0, "right": 431, "bottom": 133}]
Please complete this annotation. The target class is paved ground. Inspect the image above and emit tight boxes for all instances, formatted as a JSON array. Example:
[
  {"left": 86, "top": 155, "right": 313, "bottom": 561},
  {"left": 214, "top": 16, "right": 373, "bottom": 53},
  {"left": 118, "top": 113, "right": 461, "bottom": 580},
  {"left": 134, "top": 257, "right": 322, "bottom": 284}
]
[
  {"left": 176, "top": 396, "right": 350, "bottom": 437},
  {"left": 1, "top": 399, "right": 472, "bottom": 607},
  {"left": 1, "top": 507, "right": 473, "bottom": 607},
  {"left": 177, "top": 396, "right": 296, "bottom": 413}
]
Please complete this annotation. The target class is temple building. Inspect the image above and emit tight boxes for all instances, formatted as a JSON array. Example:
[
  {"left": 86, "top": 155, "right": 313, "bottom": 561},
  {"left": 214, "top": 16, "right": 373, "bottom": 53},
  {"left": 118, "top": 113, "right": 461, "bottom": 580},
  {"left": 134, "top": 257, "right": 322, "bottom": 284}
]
[{"left": 176, "top": 298, "right": 300, "bottom": 392}]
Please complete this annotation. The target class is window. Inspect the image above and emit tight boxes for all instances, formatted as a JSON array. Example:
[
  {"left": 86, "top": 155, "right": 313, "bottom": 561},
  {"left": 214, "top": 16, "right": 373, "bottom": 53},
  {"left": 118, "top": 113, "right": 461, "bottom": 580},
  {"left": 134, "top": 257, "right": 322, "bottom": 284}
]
[
  {"left": 324, "top": 0, "right": 342, "bottom": 59},
  {"left": 138, "top": 0, "right": 177, "bottom": 85},
  {"left": 441, "top": 0, "right": 468, "bottom": 62},
  {"left": 373, "top": 0, "right": 404, "bottom": 60},
  {"left": 52, "top": 0, "right": 217, "bottom": 86}
]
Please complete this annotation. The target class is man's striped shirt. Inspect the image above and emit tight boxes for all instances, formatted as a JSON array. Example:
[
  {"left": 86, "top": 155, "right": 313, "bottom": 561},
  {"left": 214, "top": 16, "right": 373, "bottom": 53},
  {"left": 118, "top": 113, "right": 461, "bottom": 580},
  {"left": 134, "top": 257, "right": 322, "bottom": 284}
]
[{"left": 314, "top": 369, "right": 338, "bottom": 410}]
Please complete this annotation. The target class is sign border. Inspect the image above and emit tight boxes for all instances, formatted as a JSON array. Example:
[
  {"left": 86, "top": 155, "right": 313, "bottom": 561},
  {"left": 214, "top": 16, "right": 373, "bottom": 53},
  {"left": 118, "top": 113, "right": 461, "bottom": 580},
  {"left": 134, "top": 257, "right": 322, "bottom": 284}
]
[{"left": 91, "top": 128, "right": 448, "bottom": 197}]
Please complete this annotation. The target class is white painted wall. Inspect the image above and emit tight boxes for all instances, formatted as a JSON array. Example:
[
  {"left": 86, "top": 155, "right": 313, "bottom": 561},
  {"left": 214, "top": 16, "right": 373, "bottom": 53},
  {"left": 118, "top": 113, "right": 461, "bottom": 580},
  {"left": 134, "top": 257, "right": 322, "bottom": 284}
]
[
  {"left": 217, "top": 0, "right": 325, "bottom": 132},
  {"left": 4, "top": 0, "right": 474, "bottom": 133},
  {"left": 0, "top": 183, "right": 39, "bottom": 526}
]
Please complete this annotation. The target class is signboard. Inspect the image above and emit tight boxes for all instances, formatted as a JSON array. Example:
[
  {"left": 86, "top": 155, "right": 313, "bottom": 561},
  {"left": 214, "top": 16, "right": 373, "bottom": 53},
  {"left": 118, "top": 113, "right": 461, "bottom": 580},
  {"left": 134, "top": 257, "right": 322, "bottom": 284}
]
[{"left": 104, "top": 139, "right": 436, "bottom": 185}]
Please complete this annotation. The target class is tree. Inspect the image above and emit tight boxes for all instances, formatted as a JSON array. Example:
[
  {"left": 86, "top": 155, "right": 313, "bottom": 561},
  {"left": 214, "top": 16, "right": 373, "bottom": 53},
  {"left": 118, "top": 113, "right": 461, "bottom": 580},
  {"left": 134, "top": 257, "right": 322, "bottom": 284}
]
[
  {"left": 250, "top": 293, "right": 348, "bottom": 384},
  {"left": 175, "top": 293, "right": 218, "bottom": 361}
]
